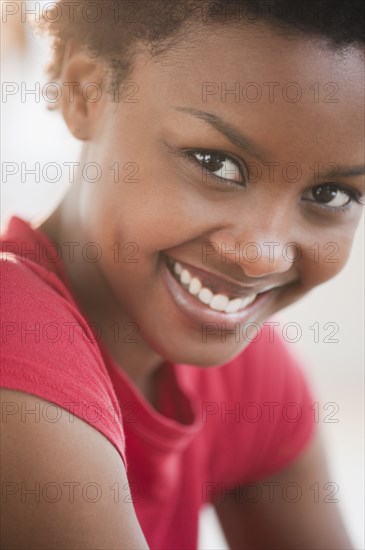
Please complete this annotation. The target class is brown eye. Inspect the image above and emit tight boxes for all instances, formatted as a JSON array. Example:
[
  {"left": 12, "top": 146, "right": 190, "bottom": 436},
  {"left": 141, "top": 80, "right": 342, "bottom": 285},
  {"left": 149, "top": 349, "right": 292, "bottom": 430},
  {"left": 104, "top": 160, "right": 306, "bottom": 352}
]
[
  {"left": 304, "top": 184, "right": 352, "bottom": 208},
  {"left": 193, "top": 151, "right": 244, "bottom": 184}
]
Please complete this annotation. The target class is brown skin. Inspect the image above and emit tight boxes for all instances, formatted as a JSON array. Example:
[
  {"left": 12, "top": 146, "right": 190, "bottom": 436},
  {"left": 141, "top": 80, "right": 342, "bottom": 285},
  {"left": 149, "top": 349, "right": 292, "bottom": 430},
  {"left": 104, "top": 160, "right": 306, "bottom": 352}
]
[
  {"left": 214, "top": 428, "right": 354, "bottom": 549},
  {"left": 39, "top": 25, "right": 364, "bottom": 399},
  {"left": 1, "top": 389, "right": 149, "bottom": 550},
  {"left": 32, "top": 23, "right": 363, "bottom": 547}
]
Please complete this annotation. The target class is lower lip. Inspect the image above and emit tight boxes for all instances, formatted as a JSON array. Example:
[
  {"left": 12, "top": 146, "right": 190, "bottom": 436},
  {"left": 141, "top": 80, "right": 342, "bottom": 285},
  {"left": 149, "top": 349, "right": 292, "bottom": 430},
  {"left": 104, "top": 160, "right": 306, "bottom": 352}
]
[{"left": 161, "top": 259, "right": 277, "bottom": 330}]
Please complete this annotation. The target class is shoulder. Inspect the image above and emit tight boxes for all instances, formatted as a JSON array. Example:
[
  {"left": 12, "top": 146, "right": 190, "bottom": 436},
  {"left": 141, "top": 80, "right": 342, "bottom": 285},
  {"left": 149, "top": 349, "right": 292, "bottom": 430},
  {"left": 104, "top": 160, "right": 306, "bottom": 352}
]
[
  {"left": 1, "top": 250, "right": 83, "bottom": 321},
  {"left": 1, "top": 252, "right": 126, "bottom": 468},
  {"left": 0, "top": 388, "right": 149, "bottom": 549},
  {"left": 1, "top": 250, "right": 102, "bottom": 367},
  {"left": 1, "top": 250, "right": 104, "bottom": 377}
]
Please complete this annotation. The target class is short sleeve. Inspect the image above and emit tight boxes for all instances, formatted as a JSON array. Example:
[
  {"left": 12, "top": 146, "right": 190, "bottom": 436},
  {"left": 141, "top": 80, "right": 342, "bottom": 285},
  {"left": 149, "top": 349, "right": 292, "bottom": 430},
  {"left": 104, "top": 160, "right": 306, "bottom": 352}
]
[{"left": 0, "top": 254, "right": 127, "bottom": 469}]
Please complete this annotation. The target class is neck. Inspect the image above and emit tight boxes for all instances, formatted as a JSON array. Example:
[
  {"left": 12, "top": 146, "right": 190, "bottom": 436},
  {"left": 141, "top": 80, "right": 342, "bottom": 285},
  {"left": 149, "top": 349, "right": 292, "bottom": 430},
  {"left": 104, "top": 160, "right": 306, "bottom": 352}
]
[{"left": 36, "top": 193, "right": 164, "bottom": 405}]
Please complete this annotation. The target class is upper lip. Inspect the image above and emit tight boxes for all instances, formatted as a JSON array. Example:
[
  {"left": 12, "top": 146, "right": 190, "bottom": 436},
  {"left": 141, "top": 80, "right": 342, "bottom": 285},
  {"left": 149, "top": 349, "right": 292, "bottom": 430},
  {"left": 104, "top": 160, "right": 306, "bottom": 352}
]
[{"left": 164, "top": 255, "right": 293, "bottom": 299}]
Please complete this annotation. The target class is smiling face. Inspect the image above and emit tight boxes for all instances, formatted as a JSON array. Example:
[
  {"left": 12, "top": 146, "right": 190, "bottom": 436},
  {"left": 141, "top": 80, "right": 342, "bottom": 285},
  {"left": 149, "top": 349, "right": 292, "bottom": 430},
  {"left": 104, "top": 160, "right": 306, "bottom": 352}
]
[{"left": 54, "top": 23, "right": 364, "bottom": 369}]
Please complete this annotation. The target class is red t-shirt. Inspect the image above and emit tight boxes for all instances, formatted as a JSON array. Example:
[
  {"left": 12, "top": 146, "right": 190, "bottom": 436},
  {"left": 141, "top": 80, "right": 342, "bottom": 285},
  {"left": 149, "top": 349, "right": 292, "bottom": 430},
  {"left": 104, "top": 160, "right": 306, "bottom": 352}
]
[{"left": 1, "top": 216, "right": 317, "bottom": 549}]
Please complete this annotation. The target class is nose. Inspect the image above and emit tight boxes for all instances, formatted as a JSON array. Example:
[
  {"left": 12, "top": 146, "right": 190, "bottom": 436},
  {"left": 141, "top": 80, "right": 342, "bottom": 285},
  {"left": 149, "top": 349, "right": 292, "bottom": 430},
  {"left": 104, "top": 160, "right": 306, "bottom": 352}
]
[
  {"left": 237, "top": 238, "right": 298, "bottom": 278},
  {"left": 212, "top": 231, "right": 300, "bottom": 279}
]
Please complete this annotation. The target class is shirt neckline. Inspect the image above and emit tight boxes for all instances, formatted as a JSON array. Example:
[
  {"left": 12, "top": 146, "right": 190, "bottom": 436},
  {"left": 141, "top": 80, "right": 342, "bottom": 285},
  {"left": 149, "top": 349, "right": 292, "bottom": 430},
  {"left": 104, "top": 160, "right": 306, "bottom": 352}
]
[{"left": 96, "top": 336, "right": 203, "bottom": 451}]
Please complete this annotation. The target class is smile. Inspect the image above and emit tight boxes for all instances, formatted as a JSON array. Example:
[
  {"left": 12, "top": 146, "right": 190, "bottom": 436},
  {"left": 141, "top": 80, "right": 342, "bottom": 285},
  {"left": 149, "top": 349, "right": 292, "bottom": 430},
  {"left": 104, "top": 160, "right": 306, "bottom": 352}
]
[
  {"left": 168, "top": 258, "right": 258, "bottom": 313},
  {"left": 161, "top": 255, "right": 280, "bottom": 329}
]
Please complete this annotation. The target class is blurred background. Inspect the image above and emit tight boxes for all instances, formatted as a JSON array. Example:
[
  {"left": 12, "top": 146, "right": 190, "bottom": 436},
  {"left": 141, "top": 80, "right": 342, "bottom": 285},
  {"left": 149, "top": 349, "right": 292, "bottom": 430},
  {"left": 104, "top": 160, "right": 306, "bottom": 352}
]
[{"left": 1, "top": 4, "right": 364, "bottom": 548}]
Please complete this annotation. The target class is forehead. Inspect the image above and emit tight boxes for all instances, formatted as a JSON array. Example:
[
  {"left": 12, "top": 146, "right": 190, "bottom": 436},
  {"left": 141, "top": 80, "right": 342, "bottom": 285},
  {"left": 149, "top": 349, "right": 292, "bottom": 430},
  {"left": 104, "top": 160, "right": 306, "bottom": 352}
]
[{"left": 126, "top": 24, "right": 364, "bottom": 164}]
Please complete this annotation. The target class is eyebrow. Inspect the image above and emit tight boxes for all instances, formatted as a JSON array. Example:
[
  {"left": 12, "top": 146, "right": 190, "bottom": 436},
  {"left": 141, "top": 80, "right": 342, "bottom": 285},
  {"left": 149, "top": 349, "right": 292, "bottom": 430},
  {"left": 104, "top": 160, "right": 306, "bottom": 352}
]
[
  {"left": 174, "top": 106, "right": 365, "bottom": 179},
  {"left": 173, "top": 106, "right": 270, "bottom": 162},
  {"left": 319, "top": 164, "right": 365, "bottom": 179}
]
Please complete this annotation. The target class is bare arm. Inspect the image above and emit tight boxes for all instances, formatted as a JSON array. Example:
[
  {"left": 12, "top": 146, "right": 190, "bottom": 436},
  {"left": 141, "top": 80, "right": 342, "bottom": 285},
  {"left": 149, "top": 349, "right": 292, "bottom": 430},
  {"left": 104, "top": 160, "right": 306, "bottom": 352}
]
[
  {"left": 0, "top": 388, "right": 149, "bottom": 550},
  {"left": 214, "top": 429, "right": 353, "bottom": 549}
]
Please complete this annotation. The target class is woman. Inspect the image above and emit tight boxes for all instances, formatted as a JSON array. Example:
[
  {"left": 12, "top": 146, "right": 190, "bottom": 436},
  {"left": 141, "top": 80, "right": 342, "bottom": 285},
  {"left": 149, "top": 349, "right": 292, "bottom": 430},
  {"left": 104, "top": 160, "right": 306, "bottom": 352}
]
[{"left": 1, "top": 1, "right": 364, "bottom": 548}]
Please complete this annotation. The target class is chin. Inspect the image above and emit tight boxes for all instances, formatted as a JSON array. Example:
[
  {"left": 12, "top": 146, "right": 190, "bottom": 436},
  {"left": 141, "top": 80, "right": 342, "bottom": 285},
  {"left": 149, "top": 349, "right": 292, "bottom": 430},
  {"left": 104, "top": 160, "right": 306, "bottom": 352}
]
[{"left": 151, "top": 333, "right": 252, "bottom": 368}]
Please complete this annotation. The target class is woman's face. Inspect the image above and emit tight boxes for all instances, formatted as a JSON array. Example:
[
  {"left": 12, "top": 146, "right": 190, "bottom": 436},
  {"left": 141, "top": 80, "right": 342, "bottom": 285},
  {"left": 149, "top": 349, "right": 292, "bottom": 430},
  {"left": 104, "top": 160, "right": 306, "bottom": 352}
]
[{"left": 71, "top": 24, "right": 364, "bottom": 367}]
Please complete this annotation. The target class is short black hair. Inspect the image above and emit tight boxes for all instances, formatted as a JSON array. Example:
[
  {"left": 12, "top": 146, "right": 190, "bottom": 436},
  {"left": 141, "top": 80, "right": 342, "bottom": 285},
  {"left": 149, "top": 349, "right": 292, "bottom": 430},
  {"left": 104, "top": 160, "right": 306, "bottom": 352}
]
[{"left": 37, "top": 0, "right": 365, "bottom": 85}]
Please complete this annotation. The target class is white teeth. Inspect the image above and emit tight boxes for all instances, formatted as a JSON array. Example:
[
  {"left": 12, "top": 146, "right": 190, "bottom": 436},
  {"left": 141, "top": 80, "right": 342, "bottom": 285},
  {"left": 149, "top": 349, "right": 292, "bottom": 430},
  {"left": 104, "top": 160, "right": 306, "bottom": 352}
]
[
  {"left": 189, "top": 277, "right": 202, "bottom": 295},
  {"left": 210, "top": 294, "right": 230, "bottom": 311},
  {"left": 224, "top": 297, "right": 244, "bottom": 314},
  {"left": 180, "top": 269, "right": 191, "bottom": 285},
  {"left": 170, "top": 259, "right": 258, "bottom": 313},
  {"left": 198, "top": 287, "right": 213, "bottom": 304},
  {"left": 240, "top": 294, "right": 257, "bottom": 308},
  {"left": 174, "top": 261, "right": 183, "bottom": 276}
]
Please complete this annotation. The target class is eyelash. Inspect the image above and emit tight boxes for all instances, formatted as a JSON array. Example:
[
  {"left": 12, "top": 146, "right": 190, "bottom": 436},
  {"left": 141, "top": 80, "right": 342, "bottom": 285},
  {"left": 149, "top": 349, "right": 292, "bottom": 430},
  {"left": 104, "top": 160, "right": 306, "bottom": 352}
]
[
  {"left": 181, "top": 148, "right": 364, "bottom": 212},
  {"left": 303, "top": 185, "right": 364, "bottom": 215},
  {"left": 182, "top": 148, "right": 247, "bottom": 187}
]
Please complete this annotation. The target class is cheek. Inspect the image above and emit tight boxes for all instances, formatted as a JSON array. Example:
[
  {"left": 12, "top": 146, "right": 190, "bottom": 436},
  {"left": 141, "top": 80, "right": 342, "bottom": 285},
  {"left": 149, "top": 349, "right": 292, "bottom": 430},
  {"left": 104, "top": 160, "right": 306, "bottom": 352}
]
[
  {"left": 81, "top": 159, "right": 210, "bottom": 254},
  {"left": 300, "top": 236, "right": 353, "bottom": 289}
]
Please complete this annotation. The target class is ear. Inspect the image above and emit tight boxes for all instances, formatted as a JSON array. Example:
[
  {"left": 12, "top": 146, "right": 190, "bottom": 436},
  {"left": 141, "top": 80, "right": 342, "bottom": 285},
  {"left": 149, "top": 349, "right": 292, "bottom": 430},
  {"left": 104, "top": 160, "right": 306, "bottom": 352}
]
[{"left": 58, "top": 40, "right": 107, "bottom": 141}]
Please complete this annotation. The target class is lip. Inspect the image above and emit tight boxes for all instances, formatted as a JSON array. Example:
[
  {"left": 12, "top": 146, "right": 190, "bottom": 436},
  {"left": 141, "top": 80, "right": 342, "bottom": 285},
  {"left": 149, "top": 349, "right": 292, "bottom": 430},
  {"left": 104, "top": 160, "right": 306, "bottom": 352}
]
[
  {"left": 164, "top": 254, "right": 280, "bottom": 299},
  {"left": 161, "top": 258, "right": 281, "bottom": 330}
]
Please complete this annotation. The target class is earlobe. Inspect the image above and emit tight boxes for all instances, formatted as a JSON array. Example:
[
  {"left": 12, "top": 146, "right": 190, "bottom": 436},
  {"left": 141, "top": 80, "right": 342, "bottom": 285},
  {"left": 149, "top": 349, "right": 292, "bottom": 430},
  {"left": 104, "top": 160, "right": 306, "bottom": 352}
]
[{"left": 58, "top": 40, "right": 105, "bottom": 141}]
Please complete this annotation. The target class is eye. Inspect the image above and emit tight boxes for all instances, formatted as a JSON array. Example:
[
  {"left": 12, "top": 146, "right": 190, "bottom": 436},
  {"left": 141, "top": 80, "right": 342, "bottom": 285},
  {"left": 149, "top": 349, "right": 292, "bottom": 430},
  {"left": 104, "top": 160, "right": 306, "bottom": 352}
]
[
  {"left": 189, "top": 150, "right": 245, "bottom": 185},
  {"left": 303, "top": 184, "right": 362, "bottom": 209}
]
